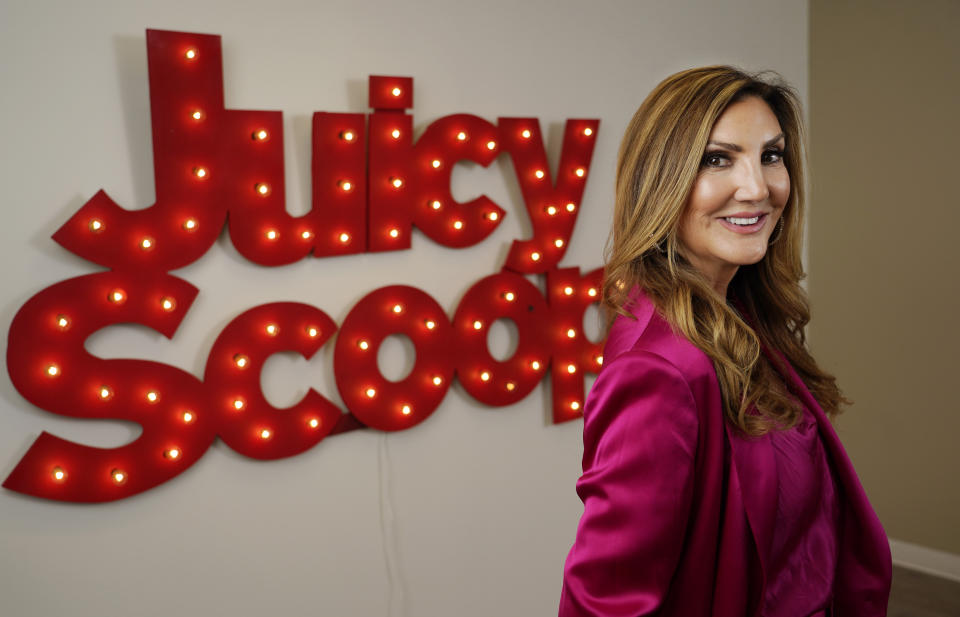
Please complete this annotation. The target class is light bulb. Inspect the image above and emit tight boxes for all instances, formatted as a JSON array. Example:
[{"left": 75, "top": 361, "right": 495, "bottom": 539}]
[
  {"left": 339, "top": 180, "right": 353, "bottom": 192},
  {"left": 308, "top": 418, "right": 320, "bottom": 428},
  {"left": 596, "top": 355, "right": 604, "bottom": 365},
  {"left": 487, "top": 212, "right": 499, "bottom": 221},
  {"left": 365, "top": 387, "right": 376, "bottom": 398},
  {"left": 232, "top": 397, "right": 245, "bottom": 411},
  {"left": 506, "top": 382, "right": 516, "bottom": 391},
  {"left": 480, "top": 371, "right": 490, "bottom": 382},
  {"left": 554, "top": 239, "right": 564, "bottom": 248},
  {"left": 392, "top": 304, "right": 403, "bottom": 314},
  {"left": 89, "top": 219, "right": 104, "bottom": 232},
  {"left": 182, "top": 411, "right": 195, "bottom": 423},
  {"left": 391, "top": 129, "right": 401, "bottom": 139},
  {"left": 159, "top": 297, "right": 175, "bottom": 312},
  {"left": 486, "top": 140, "right": 496, "bottom": 150},
  {"left": 193, "top": 167, "right": 207, "bottom": 178},
  {"left": 234, "top": 354, "right": 249, "bottom": 368},
  {"left": 425, "top": 320, "right": 436, "bottom": 330},
  {"left": 265, "top": 229, "right": 278, "bottom": 240},
  {"left": 583, "top": 127, "right": 593, "bottom": 136},
  {"left": 265, "top": 323, "right": 278, "bottom": 336},
  {"left": 165, "top": 448, "right": 181, "bottom": 460},
  {"left": 571, "top": 401, "right": 581, "bottom": 411},
  {"left": 503, "top": 292, "right": 515, "bottom": 301},
  {"left": 432, "top": 159, "right": 441, "bottom": 169},
  {"left": 301, "top": 230, "right": 313, "bottom": 240},
  {"left": 457, "top": 131, "right": 467, "bottom": 141},
  {"left": 401, "top": 404, "right": 412, "bottom": 416},
  {"left": 389, "top": 228, "right": 399, "bottom": 238},
  {"left": 431, "top": 200, "right": 442, "bottom": 210},
  {"left": 566, "top": 202, "right": 576, "bottom": 212},
  {"left": 109, "top": 289, "right": 126, "bottom": 304},
  {"left": 184, "top": 48, "right": 197, "bottom": 60},
  {"left": 358, "top": 340, "right": 369, "bottom": 350},
  {"left": 575, "top": 167, "right": 585, "bottom": 177},
  {"left": 191, "top": 109, "right": 203, "bottom": 121},
  {"left": 391, "top": 177, "right": 403, "bottom": 188},
  {"left": 546, "top": 205, "right": 557, "bottom": 216},
  {"left": 564, "top": 286, "right": 574, "bottom": 295},
  {"left": 534, "top": 170, "right": 545, "bottom": 179},
  {"left": 531, "top": 252, "right": 541, "bottom": 262},
  {"left": 521, "top": 129, "right": 531, "bottom": 139},
  {"left": 146, "top": 390, "right": 159, "bottom": 403},
  {"left": 260, "top": 428, "right": 272, "bottom": 440},
  {"left": 306, "top": 326, "right": 319, "bottom": 338},
  {"left": 453, "top": 220, "right": 463, "bottom": 230},
  {"left": 45, "top": 364, "right": 60, "bottom": 377},
  {"left": 52, "top": 466, "right": 66, "bottom": 482},
  {"left": 140, "top": 236, "right": 154, "bottom": 250},
  {"left": 588, "top": 287, "right": 598, "bottom": 297},
  {"left": 531, "top": 360, "right": 541, "bottom": 371},
  {"left": 256, "top": 183, "right": 270, "bottom": 195},
  {"left": 111, "top": 469, "right": 127, "bottom": 485},
  {"left": 391, "top": 87, "right": 402, "bottom": 96},
  {"left": 432, "top": 376, "right": 443, "bottom": 386},
  {"left": 339, "top": 232, "right": 351, "bottom": 243},
  {"left": 566, "top": 328, "right": 577, "bottom": 338},
  {"left": 472, "top": 320, "right": 483, "bottom": 330},
  {"left": 253, "top": 129, "right": 269, "bottom": 141},
  {"left": 341, "top": 130, "right": 355, "bottom": 141},
  {"left": 182, "top": 218, "right": 198, "bottom": 231},
  {"left": 99, "top": 386, "right": 113, "bottom": 400},
  {"left": 56, "top": 315, "right": 70, "bottom": 330},
  {"left": 567, "top": 364, "right": 577, "bottom": 374}
]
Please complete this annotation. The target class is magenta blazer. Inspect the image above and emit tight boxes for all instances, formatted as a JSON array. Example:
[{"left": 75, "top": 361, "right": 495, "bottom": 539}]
[{"left": 559, "top": 290, "right": 891, "bottom": 616}]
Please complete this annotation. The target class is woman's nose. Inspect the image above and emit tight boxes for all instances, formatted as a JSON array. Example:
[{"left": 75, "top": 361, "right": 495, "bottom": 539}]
[{"left": 733, "top": 161, "right": 770, "bottom": 202}]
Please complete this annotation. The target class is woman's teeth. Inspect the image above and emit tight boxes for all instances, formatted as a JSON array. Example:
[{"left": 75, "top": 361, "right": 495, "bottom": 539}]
[{"left": 724, "top": 216, "right": 760, "bottom": 225}]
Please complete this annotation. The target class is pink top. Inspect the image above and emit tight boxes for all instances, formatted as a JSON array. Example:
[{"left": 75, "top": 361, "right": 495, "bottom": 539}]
[{"left": 760, "top": 402, "right": 841, "bottom": 616}]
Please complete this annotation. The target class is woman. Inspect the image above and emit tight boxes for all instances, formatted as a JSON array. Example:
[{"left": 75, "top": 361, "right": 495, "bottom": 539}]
[{"left": 558, "top": 67, "right": 891, "bottom": 616}]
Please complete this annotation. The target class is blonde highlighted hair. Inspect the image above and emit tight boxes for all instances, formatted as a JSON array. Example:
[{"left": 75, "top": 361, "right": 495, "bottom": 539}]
[{"left": 604, "top": 66, "right": 846, "bottom": 435}]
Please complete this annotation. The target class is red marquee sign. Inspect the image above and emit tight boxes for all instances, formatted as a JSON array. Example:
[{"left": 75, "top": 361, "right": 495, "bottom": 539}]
[{"left": 4, "top": 29, "right": 603, "bottom": 502}]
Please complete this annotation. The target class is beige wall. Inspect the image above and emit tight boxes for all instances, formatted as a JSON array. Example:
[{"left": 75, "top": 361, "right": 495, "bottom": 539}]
[{"left": 809, "top": 0, "right": 960, "bottom": 554}]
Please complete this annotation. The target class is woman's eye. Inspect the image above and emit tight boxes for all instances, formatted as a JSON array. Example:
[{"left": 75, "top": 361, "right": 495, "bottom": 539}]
[
  {"left": 762, "top": 149, "right": 785, "bottom": 164},
  {"left": 701, "top": 152, "right": 728, "bottom": 168}
]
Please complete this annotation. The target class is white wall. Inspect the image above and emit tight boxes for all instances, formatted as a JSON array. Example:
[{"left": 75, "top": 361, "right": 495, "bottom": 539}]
[{"left": 0, "top": 1, "right": 807, "bottom": 615}]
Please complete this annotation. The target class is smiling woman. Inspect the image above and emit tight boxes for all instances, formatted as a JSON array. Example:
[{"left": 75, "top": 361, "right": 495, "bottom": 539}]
[{"left": 558, "top": 67, "right": 892, "bottom": 616}]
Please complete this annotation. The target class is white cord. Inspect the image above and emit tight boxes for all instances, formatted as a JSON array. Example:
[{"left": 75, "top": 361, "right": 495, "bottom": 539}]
[{"left": 377, "top": 432, "right": 405, "bottom": 617}]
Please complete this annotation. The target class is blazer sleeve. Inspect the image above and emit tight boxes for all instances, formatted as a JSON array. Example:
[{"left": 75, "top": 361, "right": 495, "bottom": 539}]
[{"left": 559, "top": 350, "right": 700, "bottom": 617}]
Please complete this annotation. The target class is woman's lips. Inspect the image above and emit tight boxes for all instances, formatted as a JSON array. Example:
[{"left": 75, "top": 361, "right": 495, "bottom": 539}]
[{"left": 718, "top": 212, "right": 768, "bottom": 234}]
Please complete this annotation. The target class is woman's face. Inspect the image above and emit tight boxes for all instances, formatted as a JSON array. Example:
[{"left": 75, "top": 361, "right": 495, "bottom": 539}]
[{"left": 677, "top": 96, "right": 790, "bottom": 294}]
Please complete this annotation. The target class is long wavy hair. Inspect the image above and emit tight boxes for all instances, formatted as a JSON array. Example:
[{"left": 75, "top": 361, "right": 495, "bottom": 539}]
[{"left": 603, "top": 66, "right": 847, "bottom": 436}]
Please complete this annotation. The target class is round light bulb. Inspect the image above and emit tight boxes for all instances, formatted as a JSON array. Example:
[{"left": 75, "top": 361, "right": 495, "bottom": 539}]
[
  {"left": 566, "top": 328, "right": 577, "bottom": 338},
  {"left": 358, "top": 340, "right": 369, "bottom": 350},
  {"left": 183, "top": 218, "right": 198, "bottom": 231},
  {"left": 339, "top": 180, "right": 353, "bottom": 192},
  {"left": 566, "top": 202, "right": 576, "bottom": 212},
  {"left": 56, "top": 315, "right": 70, "bottom": 330},
  {"left": 567, "top": 364, "right": 577, "bottom": 374},
  {"left": 575, "top": 167, "right": 586, "bottom": 177},
  {"left": 506, "top": 382, "right": 516, "bottom": 391},
  {"left": 392, "top": 304, "right": 403, "bottom": 314},
  {"left": 140, "top": 237, "right": 154, "bottom": 250},
  {"left": 365, "top": 387, "right": 377, "bottom": 399},
  {"left": 456, "top": 131, "right": 467, "bottom": 141},
  {"left": 341, "top": 130, "right": 355, "bottom": 141},
  {"left": 531, "top": 252, "right": 541, "bottom": 262},
  {"left": 52, "top": 466, "right": 66, "bottom": 482},
  {"left": 391, "top": 177, "right": 403, "bottom": 188},
  {"left": 453, "top": 220, "right": 463, "bottom": 230},
  {"left": 165, "top": 448, "right": 181, "bottom": 460},
  {"left": 392, "top": 87, "right": 402, "bottom": 96},
  {"left": 301, "top": 230, "right": 313, "bottom": 240},
  {"left": 146, "top": 390, "right": 159, "bottom": 403},
  {"left": 308, "top": 418, "right": 320, "bottom": 428},
  {"left": 389, "top": 228, "right": 399, "bottom": 238},
  {"left": 588, "top": 288, "right": 598, "bottom": 297},
  {"left": 265, "top": 323, "right": 278, "bottom": 336},
  {"left": 161, "top": 297, "right": 176, "bottom": 312},
  {"left": 339, "top": 232, "right": 351, "bottom": 243},
  {"left": 184, "top": 48, "right": 197, "bottom": 60},
  {"left": 232, "top": 398, "right": 245, "bottom": 411},
  {"left": 401, "top": 405, "right": 412, "bottom": 416},
  {"left": 432, "top": 376, "right": 443, "bottom": 386},
  {"left": 564, "top": 286, "right": 574, "bottom": 295},
  {"left": 583, "top": 127, "right": 593, "bottom": 136},
  {"left": 486, "top": 140, "right": 496, "bottom": 150},
  {"left": 534, "top": 170, "right": 545, "bottom": 179},
  {"left": 504, "top": 292, "right": 515, "bottom": 301},
  {"left": 596, "top": 355, "right": 604, "bottom": 365},
  {"left": 99, "top": 386, "right": 113, "bottom": 400},
  {"left": 531, "top": 360, "right": 541, "bottom": 371},
  {"left": 191, "top": 110, "right": 203, "bottom": 121},
  {"left": 265, "top": 229, "right": 278, "bottom": 240},
  {"left": 45, "top": 364, "right": 60, "bottom": 377},
  {"left": 193, "top": 167, "right": 207, "bottom": 178},
  {"left": 234, "top": 354, "right": 249, "bottom": 368},
  {"left": 391, "top": 129, "right": 401, "bottom": 139},
  {"left": 89, "top": 219, "right": 104, "bottom": 232},
  {"left": 182, "top": 411, "right": 195, "bottom": 423},
  {"left": 260, "top": 429, "right": 271, "bottom": 440},
  {"left": 431, "top": 200, "right": 442, "bottom": 210},
  {"left": 521, "top": 129, "right": 531, "bottom": 139},
  {"left": 109, "top": 289, "right": 126, "bottom": 304},
  {"left": 472, "top": 320, "right": 483, "bottom": 330},
  {"left": 111, "top": 469, "right": 127, "bottom": 485},
  {"left": 431, "top": 159, "right": 441, "bottom": 169},
  {"left": 571, "top": 401, "right": 581, "bottom": 411},
  {"left": 256, "top": 183, "right": 270, "bottom": 195},
  {"left": 487, "top": 212, "right": 499, "bottom": 221},
  {"left": 425, "top": 320, "right": 436, "bottom": 330},
  {"left": 554, "top": 239, "right": 564, "bottom": 248},
  {"left": 480, "top": 371, "right": 490, "bottom": 382},
  {"left": 546, "top": 205, "right": 557, "bottom": 216},
  {"left": 306, "top": 326, "right": 319, "bottom": 338},
  {"left": 253, "top": 129, "right": 269, "bottom": 141}
]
